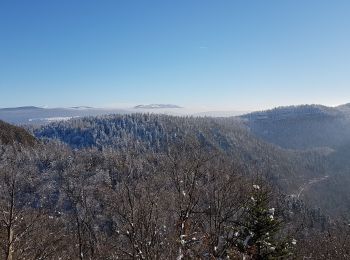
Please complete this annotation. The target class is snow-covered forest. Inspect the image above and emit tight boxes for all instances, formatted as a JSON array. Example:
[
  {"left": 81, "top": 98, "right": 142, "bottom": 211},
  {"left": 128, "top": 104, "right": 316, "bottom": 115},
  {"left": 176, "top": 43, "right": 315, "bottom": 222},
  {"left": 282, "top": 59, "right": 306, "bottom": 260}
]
[{"left": 0, "top": 114, "right": 349, "bottom": 259}]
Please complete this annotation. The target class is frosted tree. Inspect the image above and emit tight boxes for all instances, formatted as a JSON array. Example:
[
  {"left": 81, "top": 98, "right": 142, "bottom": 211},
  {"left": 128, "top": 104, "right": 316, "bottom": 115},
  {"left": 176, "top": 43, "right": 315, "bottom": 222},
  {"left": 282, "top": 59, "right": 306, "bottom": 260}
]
[{"left": 234, "top": 184, "right": 294, "bottom": 259}]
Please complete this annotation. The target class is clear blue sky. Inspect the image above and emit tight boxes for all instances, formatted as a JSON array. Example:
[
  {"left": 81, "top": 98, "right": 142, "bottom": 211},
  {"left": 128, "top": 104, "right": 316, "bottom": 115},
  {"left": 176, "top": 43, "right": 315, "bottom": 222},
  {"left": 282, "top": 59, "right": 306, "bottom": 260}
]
[{"left": 1, "top": 0, "right": 350, "bottom": 110}]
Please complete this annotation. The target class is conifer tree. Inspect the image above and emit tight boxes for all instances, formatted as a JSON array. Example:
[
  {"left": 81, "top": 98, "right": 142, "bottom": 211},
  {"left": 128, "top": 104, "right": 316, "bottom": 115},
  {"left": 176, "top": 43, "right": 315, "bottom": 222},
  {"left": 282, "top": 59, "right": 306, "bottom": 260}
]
[{"left": 235, "top": 184, "right": 293, "bottom": 259}]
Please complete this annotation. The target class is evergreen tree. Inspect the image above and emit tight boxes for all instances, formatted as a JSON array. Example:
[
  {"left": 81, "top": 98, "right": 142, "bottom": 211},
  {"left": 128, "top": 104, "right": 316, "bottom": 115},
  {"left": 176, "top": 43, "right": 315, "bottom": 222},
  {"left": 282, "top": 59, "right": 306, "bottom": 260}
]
[{"left": 235, "top": 184, "right": 293, "bottom": 259}]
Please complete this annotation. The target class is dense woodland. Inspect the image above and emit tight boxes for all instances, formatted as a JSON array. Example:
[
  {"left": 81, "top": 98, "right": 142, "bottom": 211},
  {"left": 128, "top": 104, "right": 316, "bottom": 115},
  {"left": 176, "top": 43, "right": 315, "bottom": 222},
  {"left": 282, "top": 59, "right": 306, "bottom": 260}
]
[
  {"left": 32, "top": 113, "right": 350, "bottom": 218},
  {"left": 242, "top": 104, "right": 350, "bottom": 218},
  {"left": 0, "top": 113, "right": 350, "bottom": 259}
]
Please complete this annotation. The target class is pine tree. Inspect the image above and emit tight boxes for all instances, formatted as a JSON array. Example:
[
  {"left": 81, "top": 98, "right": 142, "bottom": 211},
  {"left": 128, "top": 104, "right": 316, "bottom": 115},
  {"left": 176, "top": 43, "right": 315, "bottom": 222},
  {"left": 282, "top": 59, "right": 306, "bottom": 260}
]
[{"left": 235, "top": 184, "right": 293, "bottom": 259}]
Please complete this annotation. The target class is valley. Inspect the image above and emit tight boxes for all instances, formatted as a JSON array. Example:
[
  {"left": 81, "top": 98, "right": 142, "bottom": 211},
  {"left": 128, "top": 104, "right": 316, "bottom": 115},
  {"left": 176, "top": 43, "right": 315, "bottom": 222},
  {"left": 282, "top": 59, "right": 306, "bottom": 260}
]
[{"left": 0, "top": 104, "right": 349, "bottom": 259}]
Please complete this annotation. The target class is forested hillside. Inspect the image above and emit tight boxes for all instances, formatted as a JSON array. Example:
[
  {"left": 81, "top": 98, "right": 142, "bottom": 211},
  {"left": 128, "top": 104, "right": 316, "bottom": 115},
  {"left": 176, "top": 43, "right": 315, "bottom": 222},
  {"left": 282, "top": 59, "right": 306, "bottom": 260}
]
[
  {"left": 32, "top": 114, "right": 330, "bottom": 194},
  {"left": 0, "top": 129, "right": 344, "bottom": 259},
  {"left": 0, "top": 114, "right": 349, "bottom": 259},
  {"left": 241, "top": 104, "right": 350, "bottom": 149},
  {"left": 32, "top": 114, "right": 350, "bottom": 218},
  {"left": 242, "top": 104, "right": 350, "bottom": 218},
  {"left": 0, "top": 119, "right": 36, "bottom": 146}
]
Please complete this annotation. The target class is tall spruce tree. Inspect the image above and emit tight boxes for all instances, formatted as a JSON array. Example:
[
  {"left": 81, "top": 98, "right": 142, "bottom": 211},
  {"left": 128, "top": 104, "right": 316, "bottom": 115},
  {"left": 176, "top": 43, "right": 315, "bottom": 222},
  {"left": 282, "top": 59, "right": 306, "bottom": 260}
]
[{"left": 235, "top": 184, "right": 293, "bottom": 259}]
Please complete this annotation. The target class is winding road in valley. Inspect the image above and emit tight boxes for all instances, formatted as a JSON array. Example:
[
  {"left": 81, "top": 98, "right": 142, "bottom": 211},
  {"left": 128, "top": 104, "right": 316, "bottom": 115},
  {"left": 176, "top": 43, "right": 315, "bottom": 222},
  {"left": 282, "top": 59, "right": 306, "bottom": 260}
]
[{"left": 296, "top": 175, "right": 330, "bottom": 199}]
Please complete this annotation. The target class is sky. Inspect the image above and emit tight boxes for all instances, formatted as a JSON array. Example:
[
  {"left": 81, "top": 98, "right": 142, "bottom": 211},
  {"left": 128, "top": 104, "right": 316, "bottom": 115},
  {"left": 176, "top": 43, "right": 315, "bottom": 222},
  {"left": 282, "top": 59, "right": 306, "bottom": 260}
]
[{"left": 1, "top": 0, "right": 350, "bottom": 110}]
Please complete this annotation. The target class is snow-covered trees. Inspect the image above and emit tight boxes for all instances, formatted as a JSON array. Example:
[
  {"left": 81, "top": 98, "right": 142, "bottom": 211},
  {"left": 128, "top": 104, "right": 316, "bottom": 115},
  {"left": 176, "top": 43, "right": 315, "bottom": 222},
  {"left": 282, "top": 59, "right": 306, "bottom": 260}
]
[
  {"left": 0, "top": 115, "right": 349, "bottom": 259},
  {"left": 0, "top": 145, "right": 64, "bottom": 259},
  {"left": 234, "top": 184, "right": 294, "bottom": 259}
]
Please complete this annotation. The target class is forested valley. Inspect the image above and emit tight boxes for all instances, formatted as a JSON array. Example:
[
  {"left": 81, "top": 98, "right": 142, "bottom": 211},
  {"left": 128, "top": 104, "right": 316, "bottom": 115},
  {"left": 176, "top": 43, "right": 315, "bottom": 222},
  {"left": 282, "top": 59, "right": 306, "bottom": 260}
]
[{"left": 0, "top": 113, "right": 349, "bottom": 259}]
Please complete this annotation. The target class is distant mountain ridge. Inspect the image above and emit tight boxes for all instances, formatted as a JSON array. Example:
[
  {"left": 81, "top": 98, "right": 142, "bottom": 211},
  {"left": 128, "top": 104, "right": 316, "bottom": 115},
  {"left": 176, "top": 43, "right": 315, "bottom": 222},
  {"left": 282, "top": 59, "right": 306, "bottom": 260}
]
[
  {"left": 0, "top": 104, "right": 245, "bottom": 124},
  {"left": 241, "top": 103, "right": 350, "bottom": 150},
  {"left": 242, "top": 104, "right": 343, "bottom": 121},
  {"left": 0, "top": 106, "right": 44, "bottom": 111},
  {"left": 70, "top": 106, "right": 94, "bottom": 109},
  {"left": 2, "top": 103, "right": 350, "bottom": 127},
  {"left": 134, "top": 104, "right": 182, "bottom": 109},
  {"left": 0, "top": 106, "right": 128, "bottom": 125}
]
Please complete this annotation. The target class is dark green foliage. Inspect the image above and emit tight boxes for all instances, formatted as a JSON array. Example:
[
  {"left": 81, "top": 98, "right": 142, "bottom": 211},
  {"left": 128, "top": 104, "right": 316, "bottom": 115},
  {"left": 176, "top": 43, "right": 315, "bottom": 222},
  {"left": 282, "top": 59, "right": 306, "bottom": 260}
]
[{"left": 235, "top": 185, "right": 293, "bottom": 259}]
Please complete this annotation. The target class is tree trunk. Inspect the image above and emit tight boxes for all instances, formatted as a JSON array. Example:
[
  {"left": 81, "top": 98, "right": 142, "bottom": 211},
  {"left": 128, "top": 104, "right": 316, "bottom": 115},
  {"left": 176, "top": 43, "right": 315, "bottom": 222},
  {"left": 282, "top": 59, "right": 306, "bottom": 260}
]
[{"left": 6, "top": 227, "right": 14, "bottom": 260}]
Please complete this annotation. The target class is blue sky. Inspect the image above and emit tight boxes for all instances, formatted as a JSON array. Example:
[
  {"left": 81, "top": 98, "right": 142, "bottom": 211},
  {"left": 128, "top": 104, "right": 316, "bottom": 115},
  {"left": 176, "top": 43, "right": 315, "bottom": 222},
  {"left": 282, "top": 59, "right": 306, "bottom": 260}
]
[{"left": 1, "top": 0, "right": 350, "bottom": 110}]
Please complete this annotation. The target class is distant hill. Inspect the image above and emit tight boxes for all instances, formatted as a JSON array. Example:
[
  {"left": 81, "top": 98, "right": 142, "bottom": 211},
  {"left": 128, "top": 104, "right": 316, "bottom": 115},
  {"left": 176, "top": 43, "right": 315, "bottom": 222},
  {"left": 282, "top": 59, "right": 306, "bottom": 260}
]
[
  {"left": 0, "top": 120, "right": 36, "bottom": 146},
  {"left": 134, "top": 104, "right": 182, "bottom": 109},
  {"left": 0, "top": 105, "right": 248, "bottom": 124},
  {"left": 0, "top": 106, "right": 43, "bottom": 111},
  {"left": 240, "top": 104, "right": 350, "bottom": 217},
  {"left": 0, "top": 106, "right": 129, "bottom": 125},
  {"left": 241, "top": 104, "right": 350, "bottom": 150}
]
